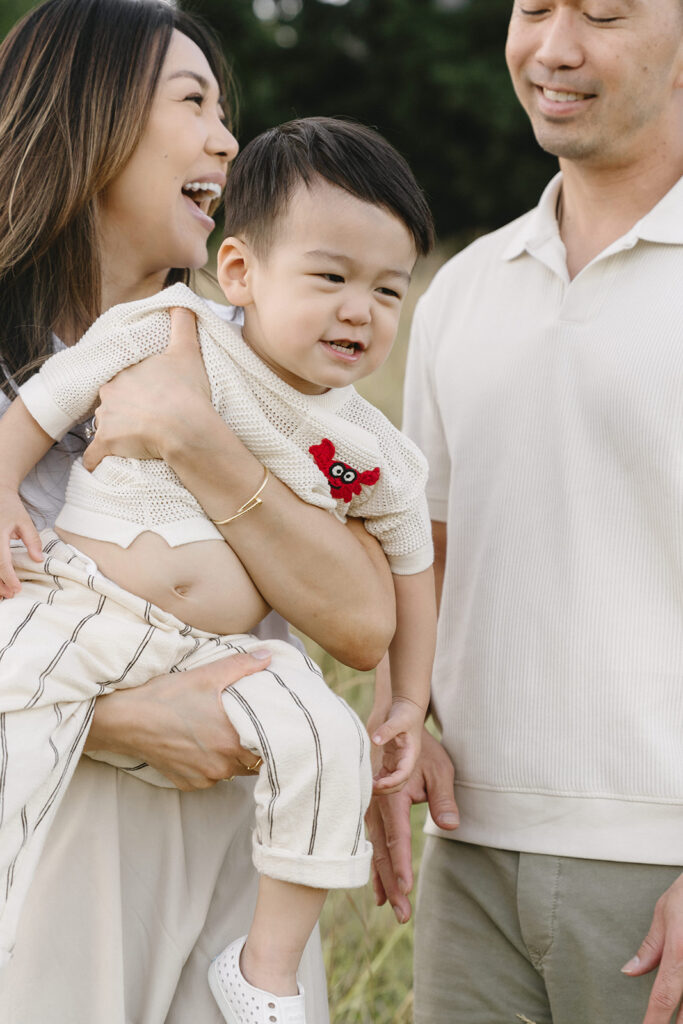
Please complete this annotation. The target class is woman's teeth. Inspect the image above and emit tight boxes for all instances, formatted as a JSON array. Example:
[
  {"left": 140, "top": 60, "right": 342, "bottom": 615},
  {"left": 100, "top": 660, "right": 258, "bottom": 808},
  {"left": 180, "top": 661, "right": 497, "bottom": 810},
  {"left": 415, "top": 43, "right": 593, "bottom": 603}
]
[{"left": 182, "top": 181, "right": 222, "bottom": 199}]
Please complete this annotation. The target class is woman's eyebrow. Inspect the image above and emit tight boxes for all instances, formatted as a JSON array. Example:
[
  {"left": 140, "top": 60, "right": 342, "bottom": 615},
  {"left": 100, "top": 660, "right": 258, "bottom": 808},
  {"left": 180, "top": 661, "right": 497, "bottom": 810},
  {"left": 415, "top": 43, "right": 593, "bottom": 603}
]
[{"left": 166, "top": 70, "right": 210, "bottom": 89}]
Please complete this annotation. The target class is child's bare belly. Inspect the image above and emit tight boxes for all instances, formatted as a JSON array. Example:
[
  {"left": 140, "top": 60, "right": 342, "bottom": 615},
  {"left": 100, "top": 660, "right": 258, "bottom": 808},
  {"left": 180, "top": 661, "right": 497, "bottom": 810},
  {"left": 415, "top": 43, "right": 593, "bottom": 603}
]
[{"left": 55, "top": 528, "right": 270, "bottom": 635}]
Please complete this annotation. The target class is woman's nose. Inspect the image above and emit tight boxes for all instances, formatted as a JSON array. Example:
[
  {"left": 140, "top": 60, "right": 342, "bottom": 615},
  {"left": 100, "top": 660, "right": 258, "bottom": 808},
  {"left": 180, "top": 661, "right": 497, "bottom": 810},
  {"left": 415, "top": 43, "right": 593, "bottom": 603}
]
[{"left": 210, "top": 120, "right": 239, "bottom": 162}]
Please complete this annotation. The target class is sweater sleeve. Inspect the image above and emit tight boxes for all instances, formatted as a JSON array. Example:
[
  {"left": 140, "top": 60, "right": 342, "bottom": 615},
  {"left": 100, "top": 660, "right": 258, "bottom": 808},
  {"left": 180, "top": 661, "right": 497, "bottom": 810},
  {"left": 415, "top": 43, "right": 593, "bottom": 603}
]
[{"left": 18, "top": 306, "right": 173, "bottom": 441}]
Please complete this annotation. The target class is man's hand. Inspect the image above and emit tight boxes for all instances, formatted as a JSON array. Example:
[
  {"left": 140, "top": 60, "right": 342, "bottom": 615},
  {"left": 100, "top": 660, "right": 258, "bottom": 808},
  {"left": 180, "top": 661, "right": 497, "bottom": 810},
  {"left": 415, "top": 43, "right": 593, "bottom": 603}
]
[
  {"left": 83, "top": 307, "right": 211, "bottom": 470},
  {"left": 85, "top": 649, "right": 271, "bottom": 791},
  {"left": 365, "top": 728, "right": 459, "bottom": 923},
  {"left": 622, "top": 872, "right": 683, "bottom": 1023},
  {"left": 0, "top": 485, "right": 43, "bottom": 596}
]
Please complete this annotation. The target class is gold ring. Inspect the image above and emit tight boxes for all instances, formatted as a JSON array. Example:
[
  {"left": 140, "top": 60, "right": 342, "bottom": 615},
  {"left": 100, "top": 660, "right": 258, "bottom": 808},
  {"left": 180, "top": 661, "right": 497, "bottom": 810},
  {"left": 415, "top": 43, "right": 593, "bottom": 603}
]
[
  {"left": 245, "top": 756, "right": 263, "bottom": 774},
  {"left": 226, "top": 774, "right": 236, "bottom": 782}
]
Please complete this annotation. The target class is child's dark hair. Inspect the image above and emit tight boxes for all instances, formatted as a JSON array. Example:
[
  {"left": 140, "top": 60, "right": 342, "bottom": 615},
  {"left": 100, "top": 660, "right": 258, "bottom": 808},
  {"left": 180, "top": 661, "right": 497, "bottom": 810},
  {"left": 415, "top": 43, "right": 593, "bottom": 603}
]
[{"left": 223, "top": 116, "right": 434, "bottom": 257}]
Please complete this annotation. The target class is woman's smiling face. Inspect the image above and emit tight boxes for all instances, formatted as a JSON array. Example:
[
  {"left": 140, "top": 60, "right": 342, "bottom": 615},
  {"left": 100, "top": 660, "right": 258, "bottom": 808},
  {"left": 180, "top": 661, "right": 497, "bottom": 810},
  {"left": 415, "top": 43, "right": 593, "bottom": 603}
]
[{"left": 98, "top": 29, "right": 237, "bottom": 289}]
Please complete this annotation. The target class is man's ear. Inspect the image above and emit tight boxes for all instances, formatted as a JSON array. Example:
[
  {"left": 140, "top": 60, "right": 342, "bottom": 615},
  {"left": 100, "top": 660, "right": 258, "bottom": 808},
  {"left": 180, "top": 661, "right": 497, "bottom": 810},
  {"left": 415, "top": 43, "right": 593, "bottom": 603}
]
[{"left": 217, "top": 236, "right": 254, "bottom": 306}]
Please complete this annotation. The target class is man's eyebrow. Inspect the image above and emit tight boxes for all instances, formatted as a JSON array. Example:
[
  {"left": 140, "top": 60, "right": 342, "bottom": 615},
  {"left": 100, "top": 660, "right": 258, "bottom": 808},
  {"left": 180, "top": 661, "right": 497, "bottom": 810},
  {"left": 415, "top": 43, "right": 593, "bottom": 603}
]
[{"left": 304, "top": 249, "right": 411, "bottom": 283}]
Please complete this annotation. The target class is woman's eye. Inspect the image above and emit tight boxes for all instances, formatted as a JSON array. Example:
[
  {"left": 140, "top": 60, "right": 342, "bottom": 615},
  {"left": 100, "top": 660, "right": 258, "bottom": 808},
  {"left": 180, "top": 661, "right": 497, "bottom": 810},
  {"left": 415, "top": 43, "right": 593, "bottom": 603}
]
[
  {"left": 186, "top": 93, "right": 204, "bottom": 107},
  {"left": 585, "top": 14, "right": 619, "bottom": 22}
]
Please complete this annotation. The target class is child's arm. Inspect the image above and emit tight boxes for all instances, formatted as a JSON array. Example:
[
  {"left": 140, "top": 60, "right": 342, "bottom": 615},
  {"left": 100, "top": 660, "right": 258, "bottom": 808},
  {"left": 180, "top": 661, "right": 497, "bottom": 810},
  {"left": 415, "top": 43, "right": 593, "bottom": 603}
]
[
  {"left": 0, "top": 398, "right": 55, "bottom": 595},
  {"left": 369, "top": 567, "right": 436, "bottom": 793}
]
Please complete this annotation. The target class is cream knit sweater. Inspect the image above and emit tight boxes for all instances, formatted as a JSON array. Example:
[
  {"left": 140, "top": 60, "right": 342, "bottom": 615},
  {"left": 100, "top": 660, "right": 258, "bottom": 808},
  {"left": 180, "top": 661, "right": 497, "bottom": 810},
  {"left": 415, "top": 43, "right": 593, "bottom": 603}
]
[{"left": 20, "top": 284, "right": 432, "bottom": 575}]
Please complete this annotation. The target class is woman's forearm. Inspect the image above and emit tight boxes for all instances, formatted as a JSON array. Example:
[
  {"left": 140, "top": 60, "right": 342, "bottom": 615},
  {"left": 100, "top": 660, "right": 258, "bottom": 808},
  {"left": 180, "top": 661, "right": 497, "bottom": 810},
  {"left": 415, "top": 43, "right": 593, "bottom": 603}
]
[{"left": 161, "top": 401, "right": 395, "bottom": 668}]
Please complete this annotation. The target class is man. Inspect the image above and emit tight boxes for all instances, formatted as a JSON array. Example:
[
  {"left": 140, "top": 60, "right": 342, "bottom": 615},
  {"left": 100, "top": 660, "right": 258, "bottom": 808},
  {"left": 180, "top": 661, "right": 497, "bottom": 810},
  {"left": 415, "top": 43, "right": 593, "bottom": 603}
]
[{"left": 367, "top": 2, "right": 683, "bottom": 1021}]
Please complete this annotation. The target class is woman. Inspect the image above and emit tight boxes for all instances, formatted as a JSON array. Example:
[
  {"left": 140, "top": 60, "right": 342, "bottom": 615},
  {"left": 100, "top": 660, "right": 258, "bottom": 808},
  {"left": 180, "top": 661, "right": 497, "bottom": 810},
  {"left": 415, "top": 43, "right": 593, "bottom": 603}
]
[{"left": 0, "top": 2, "right": 394, "bottom": 1020}]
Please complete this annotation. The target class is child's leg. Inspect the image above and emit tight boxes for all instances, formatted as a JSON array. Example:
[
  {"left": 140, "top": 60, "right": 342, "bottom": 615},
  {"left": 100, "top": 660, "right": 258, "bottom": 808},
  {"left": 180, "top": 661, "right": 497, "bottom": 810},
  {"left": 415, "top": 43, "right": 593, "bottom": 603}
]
[
  {"left": 242, "top": 876, "right": 327, "bottom": 995},
  {"left": 208, "top": 640, "right": 372, "bottom": 1020},
  {"left": 220, "top": 641, "right": 372, "bottom": 894}
]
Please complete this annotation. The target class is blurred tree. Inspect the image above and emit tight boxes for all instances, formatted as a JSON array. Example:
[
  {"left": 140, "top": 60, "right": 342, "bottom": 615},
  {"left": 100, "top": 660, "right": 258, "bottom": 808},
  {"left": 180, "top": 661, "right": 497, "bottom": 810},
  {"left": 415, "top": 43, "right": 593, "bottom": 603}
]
[
  {"left": 195, "top": 0, "right": 556, "bottom": 241},
  {"left": 0, "top": 0, "right": 558, "bottom": 240}
]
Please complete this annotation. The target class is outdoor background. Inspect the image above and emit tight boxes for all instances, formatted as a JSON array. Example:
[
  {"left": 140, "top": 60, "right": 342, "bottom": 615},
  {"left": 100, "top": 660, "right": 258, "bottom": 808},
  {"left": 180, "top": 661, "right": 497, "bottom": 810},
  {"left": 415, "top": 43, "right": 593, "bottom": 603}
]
[{"left": 0, "top": 1, "right": 557, "bottom": 1019}]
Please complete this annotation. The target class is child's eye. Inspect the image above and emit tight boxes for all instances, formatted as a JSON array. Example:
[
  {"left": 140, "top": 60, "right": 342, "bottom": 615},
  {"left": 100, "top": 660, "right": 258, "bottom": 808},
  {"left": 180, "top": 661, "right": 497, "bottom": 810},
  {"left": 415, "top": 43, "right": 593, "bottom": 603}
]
[
  {"left": 377, "top": 287, "right": 401, "bottom": 300},
  {"left": 319, "top": 273, "right": 344, "bottom": 283}
]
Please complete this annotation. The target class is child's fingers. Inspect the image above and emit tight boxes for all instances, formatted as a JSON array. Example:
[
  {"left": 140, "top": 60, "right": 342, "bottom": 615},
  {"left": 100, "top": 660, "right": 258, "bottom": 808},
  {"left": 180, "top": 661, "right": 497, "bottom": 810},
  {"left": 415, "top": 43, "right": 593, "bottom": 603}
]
[
  {"left": 373, "top": 765, "right": 412, "bottom": 794},
  {"left": 371, "top": 719, "right": 406, "bottom": 747}
]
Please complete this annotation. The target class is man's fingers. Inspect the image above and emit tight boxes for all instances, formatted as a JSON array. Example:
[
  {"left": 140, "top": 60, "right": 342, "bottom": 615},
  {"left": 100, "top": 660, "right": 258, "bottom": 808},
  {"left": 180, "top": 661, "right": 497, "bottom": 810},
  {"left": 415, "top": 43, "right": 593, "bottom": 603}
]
[
  {"left": 622, "top": 926, "right": 664, "bottom": 976},
  {"left": 366, "top": 795, "right": 413, "bottom": 922},
  {"left": 621, "top": 875, "right": 683, "bottom": 1024},
  {"left": 371, "top": 860, "right": 388, "bottom": 907},
  {"left": 641, "top": 958, "right": 683, "bottom": 1024},
  {"left": 423, "top": 732, "right": 460, "bottom": 829}
]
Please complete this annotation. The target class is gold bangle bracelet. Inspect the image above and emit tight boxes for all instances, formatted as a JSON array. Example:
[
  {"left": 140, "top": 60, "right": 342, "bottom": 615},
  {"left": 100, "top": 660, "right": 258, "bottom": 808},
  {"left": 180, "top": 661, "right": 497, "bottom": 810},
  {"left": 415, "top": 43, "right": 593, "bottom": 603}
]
[{"left": 211, "top": 467, "right": 270, "bottom": 526}]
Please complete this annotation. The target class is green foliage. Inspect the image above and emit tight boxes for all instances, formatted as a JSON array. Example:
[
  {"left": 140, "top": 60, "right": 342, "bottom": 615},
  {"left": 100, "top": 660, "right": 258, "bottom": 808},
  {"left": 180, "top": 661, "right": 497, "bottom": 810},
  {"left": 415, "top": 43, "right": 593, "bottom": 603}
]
[
  {"left": 191, "top": 0, "right": 557, "bottom": 240},
  {"left": 1, "top": 0, "right": 557, "bottom": 240}
]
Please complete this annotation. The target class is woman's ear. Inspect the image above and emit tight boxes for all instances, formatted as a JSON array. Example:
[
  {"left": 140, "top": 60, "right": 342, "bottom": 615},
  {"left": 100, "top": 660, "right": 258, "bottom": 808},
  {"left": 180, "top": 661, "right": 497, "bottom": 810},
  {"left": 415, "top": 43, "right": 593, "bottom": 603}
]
[{"left": 217, "top": 236, "right": 254, "bottom": 306}]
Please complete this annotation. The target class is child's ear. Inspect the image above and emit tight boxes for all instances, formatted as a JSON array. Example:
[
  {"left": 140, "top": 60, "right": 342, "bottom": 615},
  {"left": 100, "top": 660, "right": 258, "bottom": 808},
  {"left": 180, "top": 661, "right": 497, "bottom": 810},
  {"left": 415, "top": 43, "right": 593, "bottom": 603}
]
[{"left": 217, "top": 237, "right": 254, "bottom": 306}]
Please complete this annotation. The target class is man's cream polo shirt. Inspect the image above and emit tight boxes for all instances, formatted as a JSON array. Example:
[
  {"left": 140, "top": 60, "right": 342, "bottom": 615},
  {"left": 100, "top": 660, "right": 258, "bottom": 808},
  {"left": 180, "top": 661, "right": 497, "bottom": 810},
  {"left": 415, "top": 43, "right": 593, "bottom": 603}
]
[{"left": 404, "top": 173, "right": 683, "bottom": 864}]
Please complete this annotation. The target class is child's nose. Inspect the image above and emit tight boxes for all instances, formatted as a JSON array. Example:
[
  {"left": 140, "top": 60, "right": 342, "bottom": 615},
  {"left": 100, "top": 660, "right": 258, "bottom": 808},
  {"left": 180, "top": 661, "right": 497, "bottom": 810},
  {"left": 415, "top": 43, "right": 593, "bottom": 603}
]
[{"left": 338, "top": 293, "right": 371, "bottom": 325}]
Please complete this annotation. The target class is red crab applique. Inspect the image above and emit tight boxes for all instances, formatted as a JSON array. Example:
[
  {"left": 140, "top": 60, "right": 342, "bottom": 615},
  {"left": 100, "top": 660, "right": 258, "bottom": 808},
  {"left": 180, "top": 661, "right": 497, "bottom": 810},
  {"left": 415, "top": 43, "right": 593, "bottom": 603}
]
[{"left": 309, "top": 438, "right": 380, "bottom": 504}]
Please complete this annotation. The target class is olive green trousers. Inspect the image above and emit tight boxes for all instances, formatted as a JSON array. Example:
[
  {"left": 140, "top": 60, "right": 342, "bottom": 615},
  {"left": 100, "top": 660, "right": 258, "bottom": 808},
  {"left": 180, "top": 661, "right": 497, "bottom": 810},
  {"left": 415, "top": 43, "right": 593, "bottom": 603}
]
[{"left": 414, "top": 836, "right": 681, "bottom": 1024}]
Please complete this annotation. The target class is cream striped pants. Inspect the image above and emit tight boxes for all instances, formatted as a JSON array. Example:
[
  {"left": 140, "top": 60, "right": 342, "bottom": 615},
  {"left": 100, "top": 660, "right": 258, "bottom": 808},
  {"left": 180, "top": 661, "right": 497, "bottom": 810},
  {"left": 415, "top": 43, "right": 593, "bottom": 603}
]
[{"left": 0, "top": 532, "right": 372, "bottom": 966}]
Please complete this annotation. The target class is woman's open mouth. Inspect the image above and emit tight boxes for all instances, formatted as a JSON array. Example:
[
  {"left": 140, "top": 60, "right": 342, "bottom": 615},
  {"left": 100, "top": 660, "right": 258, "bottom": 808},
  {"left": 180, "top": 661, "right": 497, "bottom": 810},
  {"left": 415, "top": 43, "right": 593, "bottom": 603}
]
[{"left": 181, "top": 180, "right": 223, "bottom": 227}]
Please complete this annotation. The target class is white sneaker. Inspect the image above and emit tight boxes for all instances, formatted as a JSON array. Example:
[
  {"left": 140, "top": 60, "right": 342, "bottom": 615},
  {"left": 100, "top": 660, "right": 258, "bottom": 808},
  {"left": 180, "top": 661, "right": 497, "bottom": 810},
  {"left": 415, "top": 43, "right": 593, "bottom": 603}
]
[{"left": 208, "top": 936, "right": 307, "bottom": 1024}]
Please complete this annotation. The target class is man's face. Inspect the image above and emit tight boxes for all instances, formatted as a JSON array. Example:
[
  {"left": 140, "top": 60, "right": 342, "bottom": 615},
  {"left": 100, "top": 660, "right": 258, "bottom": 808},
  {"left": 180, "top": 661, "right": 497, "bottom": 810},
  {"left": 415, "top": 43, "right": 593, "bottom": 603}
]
[{"left": 505, "top": 0, "right": 683, "bottom": 169}]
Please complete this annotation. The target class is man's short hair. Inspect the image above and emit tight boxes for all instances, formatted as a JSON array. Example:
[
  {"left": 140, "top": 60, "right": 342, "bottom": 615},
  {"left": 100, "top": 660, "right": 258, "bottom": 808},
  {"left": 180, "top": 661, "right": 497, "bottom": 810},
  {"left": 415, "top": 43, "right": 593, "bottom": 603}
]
[{"left": 223, "top": 116, "right": 434, "bottom": 257}]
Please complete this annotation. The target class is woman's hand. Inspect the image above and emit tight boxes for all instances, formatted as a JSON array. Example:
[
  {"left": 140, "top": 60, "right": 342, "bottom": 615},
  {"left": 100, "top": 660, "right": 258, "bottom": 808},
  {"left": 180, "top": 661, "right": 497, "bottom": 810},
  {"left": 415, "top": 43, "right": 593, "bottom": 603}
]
[
  {"left": 83, "top": 307, "right": 212, "bottom": 469},
  {"left": 85, "top": 650, "right": 271, "bottom": 791},
  {"left": 0, "top": 485, "right": 43, "bottom": 596}
]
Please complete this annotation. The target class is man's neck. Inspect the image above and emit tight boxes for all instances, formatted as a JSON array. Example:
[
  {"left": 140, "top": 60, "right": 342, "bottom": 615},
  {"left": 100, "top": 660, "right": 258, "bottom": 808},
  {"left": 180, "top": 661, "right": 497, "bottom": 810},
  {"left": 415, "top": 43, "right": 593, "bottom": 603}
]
[{"left": 557, "top": 148, "right": 683, "bottom": 280}]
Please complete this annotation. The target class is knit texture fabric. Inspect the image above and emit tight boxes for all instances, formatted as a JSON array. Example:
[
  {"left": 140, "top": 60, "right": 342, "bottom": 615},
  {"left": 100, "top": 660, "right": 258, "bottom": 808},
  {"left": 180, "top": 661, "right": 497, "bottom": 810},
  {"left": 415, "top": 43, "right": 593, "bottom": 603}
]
[{"left": 20, "top": 284, "right": 432, "bottom": 574}]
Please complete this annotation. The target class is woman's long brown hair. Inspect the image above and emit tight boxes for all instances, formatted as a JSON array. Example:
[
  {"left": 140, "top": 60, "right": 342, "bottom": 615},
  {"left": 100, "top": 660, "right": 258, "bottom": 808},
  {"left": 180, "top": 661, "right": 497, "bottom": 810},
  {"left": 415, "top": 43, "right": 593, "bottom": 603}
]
[{"left": 0, "top": 0, "right": 232, "bottom": 398}]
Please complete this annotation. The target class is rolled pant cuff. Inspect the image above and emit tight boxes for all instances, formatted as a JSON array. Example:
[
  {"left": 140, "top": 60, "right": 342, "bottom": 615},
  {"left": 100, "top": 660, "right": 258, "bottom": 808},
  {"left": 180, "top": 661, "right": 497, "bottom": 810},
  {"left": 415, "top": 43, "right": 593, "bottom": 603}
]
[{"left": 253, "top": 837, "right": 372, "bottom": 889}]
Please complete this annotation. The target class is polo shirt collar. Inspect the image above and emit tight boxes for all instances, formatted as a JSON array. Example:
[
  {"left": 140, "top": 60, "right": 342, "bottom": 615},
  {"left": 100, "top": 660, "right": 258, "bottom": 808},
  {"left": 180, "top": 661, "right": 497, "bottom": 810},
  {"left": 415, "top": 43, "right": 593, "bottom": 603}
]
[
  {"left": 502, "top": 170, "right": 683, "bottom": 264},
  {"left": 502, "top": 173, "right": 563, "bottom": 262}
]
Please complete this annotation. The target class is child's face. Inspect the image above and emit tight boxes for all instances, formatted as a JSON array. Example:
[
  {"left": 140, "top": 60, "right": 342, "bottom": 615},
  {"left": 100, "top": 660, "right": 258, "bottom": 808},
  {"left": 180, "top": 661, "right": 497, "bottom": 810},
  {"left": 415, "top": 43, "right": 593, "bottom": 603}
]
[{"left": 221, "top": 180, "right": 416, "bottom": 395}]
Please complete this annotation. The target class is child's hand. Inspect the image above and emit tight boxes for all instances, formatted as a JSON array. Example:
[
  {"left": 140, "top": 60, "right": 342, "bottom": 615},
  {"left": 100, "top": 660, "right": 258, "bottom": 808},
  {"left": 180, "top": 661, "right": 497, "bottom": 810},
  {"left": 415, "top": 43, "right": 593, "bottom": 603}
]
[
  {"left": 370, "top": 697, "right": 426, "bottom": 795},
  {"left": 0, "top": 485, "right": 42, "bottom": 597}
]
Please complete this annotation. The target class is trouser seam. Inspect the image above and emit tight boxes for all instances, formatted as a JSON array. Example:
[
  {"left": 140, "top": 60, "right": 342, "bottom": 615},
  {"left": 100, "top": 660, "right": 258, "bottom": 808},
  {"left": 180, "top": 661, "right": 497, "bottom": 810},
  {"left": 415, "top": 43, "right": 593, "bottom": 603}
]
[{"left": 536, "top": 856, "right": 561, "bottom": 970}]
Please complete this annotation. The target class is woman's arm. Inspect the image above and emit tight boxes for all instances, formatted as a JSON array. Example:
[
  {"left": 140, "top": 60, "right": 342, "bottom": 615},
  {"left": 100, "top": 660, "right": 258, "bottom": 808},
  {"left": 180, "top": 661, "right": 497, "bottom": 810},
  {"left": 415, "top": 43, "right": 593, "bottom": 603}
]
[
  {"left": 84, "top": 308, "right": 396, "bottom": 668},
  {"left": 0, "top": 398, "right": 55, "bottom": 594}
]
